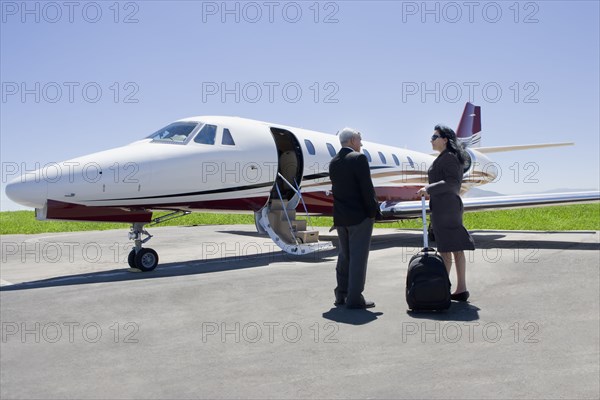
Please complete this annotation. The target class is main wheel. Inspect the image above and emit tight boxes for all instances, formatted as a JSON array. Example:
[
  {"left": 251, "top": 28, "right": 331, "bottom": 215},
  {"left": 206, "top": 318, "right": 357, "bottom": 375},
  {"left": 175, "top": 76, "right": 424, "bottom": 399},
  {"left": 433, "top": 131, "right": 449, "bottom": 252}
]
[{"left": 134, "top": 248, "right": 159, "bottom": 272}]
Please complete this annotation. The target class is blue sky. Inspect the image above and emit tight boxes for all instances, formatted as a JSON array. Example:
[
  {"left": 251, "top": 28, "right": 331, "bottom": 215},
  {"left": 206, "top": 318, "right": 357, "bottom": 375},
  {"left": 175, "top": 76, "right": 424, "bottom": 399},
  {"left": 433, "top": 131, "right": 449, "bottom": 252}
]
[{"left": 1, "top": 0, "right": 599, "bottom": 210}]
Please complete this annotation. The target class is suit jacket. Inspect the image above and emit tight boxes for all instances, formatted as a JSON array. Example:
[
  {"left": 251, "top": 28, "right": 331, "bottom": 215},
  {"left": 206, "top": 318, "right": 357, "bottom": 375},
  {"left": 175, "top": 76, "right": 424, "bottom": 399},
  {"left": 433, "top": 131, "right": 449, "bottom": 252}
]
[
  {"left": 427, "top": 149, "right": 462, "bottom": 197},
  {"left": 329, "top": 148, "right": 380, "bottom": 226}
]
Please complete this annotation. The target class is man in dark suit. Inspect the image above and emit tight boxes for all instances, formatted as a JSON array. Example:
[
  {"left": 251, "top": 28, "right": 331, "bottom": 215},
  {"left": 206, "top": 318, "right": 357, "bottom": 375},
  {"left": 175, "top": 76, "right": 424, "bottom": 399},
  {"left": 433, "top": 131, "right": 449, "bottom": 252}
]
[{"left": 329, "top": 128, "right": 381, "bottom": 309}]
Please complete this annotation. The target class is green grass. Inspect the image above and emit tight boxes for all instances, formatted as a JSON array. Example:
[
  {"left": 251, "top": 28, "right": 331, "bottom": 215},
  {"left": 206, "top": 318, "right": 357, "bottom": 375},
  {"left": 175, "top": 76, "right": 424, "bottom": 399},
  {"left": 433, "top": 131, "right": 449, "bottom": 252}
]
[
  {"left": 463, "top": 204, "right": 600, "bottom": 231},
  {"left": 0, "top": 203, "right": 598, "bottom": 235},
  {"left": 308, "top": 203, "right": 600, "bottom": 231},
  {"left": 0, "top": 211, "right": 255, "bottom": 235}
]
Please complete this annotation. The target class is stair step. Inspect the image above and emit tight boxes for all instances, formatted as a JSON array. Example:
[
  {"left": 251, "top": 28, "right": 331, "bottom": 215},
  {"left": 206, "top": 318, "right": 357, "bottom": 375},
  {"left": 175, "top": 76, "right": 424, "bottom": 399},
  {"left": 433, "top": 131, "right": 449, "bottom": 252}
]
[
  {"left": 295, "top": 230, "right": 319, "bottom": 244},
  {"left": 291, "top": 219, "right": 307, "bottom": 232},
  {"left": 270, "top": 209, "right": 297, "bottom": 221},
  {"left": 270, "top": 199, "right": 289, "bottom": 210}
]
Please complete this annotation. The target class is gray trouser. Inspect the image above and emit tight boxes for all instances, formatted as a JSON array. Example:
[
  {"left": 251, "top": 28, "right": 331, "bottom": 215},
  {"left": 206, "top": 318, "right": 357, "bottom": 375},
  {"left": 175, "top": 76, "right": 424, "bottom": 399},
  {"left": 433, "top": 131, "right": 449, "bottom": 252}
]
[{"left": 335, "top": 217, "right": 374, "bottom": 305}]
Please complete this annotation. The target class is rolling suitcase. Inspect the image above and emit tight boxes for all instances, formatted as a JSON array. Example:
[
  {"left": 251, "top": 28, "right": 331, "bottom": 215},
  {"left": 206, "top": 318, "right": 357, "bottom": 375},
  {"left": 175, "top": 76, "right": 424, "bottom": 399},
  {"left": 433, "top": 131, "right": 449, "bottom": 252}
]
[{"left": 406, "top": 196, "right": 451, "bottom": 311}]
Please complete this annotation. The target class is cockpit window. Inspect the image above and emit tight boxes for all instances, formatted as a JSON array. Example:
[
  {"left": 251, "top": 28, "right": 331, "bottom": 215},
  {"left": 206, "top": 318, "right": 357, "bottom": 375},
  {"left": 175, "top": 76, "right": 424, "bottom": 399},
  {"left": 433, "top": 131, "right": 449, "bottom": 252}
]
[
  {"left": 194, "top": 124, "right": 217, "bottom": 145},
  {"left": 222, "top": 128, "right": 235, "bottom": 146},
  {"left": 148, "top": 122, "right": 198, "bottom": 143}
]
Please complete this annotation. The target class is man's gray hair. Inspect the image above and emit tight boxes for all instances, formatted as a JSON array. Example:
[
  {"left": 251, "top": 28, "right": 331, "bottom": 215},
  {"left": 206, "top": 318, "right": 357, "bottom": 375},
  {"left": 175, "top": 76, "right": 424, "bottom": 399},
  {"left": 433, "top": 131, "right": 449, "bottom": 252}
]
[{"left": 338, "top": 127, "right": 360, "bottom": 145}]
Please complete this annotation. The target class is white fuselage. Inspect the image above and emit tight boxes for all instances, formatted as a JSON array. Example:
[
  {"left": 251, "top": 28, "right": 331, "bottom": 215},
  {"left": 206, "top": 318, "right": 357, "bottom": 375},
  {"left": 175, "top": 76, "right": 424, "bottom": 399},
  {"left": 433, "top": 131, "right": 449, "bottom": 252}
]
[{"left": 6, "top": 116, "right": 497, "bottom": 216}]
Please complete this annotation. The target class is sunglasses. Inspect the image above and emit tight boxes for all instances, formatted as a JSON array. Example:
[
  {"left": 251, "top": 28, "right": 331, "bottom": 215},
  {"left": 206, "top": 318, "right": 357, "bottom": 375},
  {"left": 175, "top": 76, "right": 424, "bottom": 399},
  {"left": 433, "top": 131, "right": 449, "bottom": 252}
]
[{"left": 431, "top": 134, "right": 442, "bottom": 141}]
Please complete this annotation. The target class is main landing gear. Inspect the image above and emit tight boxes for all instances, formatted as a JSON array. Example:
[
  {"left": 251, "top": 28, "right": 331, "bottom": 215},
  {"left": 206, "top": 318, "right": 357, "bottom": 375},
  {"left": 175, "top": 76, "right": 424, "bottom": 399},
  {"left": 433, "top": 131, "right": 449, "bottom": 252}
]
[{"left": 127, "top": 210, "right": 190, "bottom": 272}]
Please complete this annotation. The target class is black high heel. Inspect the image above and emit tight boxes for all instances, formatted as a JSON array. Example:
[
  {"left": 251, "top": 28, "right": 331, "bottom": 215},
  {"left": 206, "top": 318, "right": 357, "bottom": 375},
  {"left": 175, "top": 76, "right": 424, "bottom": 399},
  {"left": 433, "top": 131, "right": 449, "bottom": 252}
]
[{"left": 450, "top": 291, "right": 470, "bottom": 302}]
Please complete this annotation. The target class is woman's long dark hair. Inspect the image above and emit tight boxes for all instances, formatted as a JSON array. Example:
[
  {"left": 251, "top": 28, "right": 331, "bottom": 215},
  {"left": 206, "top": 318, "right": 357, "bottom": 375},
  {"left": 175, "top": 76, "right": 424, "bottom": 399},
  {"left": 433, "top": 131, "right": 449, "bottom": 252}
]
[{"left": 434, "top": 124, "right": 468, "bottom": 165}]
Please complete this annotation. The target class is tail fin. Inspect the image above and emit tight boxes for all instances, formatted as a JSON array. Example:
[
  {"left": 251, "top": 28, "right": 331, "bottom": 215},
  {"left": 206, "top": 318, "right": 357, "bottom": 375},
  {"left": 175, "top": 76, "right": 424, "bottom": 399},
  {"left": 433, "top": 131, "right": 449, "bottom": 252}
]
[{"left": 456, "top": 102, "right": 481, "bottom": 148}]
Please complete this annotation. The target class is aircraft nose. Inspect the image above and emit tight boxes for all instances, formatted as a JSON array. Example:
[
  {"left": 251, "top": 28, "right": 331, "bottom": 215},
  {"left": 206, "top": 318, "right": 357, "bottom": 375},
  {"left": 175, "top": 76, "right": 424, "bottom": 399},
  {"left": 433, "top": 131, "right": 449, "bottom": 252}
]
[{"left": 5, "top": 176, "right": 48, "bottom": 209}]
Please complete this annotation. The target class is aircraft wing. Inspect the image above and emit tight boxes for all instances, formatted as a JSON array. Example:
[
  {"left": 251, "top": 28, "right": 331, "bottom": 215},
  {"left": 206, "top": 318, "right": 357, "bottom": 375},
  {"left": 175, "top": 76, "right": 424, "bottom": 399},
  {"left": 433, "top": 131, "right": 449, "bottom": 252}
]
[
  {"left": 380, "top": 191, "right": 600, "bottom": 219},
  {"left": 474, "top": 142, "right": 574, "bottom": 153}
]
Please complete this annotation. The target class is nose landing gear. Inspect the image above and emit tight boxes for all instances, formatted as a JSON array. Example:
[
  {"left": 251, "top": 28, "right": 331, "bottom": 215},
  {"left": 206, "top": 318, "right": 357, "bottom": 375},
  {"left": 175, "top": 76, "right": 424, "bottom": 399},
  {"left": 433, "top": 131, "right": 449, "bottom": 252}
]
[
  {"left": 126, "top": 210, "right": 190, "bottom": 272},
  {"left": 127, "top": 222, "right": 158, "bottom": 271}
]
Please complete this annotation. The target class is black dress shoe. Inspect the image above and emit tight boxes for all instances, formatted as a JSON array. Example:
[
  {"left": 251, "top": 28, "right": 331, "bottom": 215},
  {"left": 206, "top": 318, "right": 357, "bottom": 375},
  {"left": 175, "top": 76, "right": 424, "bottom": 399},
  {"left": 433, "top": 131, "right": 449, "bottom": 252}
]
[
  {"left": 346, "top": 300, "right": 375, "bottom": 309},
  {"left": 334, "top": 297, "right": 346, "bottom": 306},
  {"left": 450, "top": 291, "right": 470, "bottom": 302}
]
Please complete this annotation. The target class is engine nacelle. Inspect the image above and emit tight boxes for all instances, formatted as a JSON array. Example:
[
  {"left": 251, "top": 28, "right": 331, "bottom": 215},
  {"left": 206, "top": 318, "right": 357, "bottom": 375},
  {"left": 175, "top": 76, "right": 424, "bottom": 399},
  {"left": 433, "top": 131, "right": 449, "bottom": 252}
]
[{"left": 461, "top": 148, "right": 499, "bottom": 192}]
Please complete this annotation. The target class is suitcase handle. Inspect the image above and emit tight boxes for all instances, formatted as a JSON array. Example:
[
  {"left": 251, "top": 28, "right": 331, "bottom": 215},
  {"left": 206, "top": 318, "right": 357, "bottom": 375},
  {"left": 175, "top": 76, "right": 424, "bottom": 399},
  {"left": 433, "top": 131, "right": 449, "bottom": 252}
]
[{"left": 421, "top": 195, "right": 428, "bottom": 248}]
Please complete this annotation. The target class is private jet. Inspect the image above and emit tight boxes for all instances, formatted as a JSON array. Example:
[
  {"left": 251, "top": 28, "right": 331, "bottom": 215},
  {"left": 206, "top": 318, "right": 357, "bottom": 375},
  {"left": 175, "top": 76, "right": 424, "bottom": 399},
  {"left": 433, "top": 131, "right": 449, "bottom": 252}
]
[{"left": 6, "top": 103, "right": 599, "bottom": 271}]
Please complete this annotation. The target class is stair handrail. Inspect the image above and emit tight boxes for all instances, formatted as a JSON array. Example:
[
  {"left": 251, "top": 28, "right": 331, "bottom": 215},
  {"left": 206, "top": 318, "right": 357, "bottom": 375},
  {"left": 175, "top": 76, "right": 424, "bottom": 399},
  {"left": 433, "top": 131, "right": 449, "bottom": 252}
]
[
  {"left": 293, "top": 177, "right": 314, "bottom": 231},
  {"left": 274, "top": 178, "right": 299, "bottom": 245},
  {"left": 276, "top": 173, "right": 299, "bottom": 196}
]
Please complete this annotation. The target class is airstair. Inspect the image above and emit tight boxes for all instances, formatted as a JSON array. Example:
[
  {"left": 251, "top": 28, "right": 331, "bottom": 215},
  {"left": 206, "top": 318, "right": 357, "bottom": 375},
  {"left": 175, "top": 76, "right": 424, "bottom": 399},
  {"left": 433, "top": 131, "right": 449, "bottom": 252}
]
[{"left": 257, "top": 173, "right": 334, "bottom": 255}]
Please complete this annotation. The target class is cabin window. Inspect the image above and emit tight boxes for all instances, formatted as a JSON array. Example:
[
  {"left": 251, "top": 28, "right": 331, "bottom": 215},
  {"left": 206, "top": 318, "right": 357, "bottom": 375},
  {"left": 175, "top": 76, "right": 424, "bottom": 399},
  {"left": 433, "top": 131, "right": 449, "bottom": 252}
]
[
  {"left": 392, "top": 154, "right": 400, "bottom": 166},
  {"left": 148, "top": 122, "right": 198, "bottom": 143},
  {"left": 326, "top": 143, "right": 337, "bottom": 157},
  {"left": 304, "top": 139, "right": 316, "bottom": 155},
  {"left": 363, "top": 149, "right": 372, "bottom": 162},
  {"left": 194, "top": 124, "right": 217, "bottom": 145},
  {"left": 222, "top": 128, "right": 235, "bottom": 146},
  {"left": 378, "top": 152, "right": 387, "bottom": 164},
  {"left": 407, "top": 156, "right": 415, "bottom": 168}
]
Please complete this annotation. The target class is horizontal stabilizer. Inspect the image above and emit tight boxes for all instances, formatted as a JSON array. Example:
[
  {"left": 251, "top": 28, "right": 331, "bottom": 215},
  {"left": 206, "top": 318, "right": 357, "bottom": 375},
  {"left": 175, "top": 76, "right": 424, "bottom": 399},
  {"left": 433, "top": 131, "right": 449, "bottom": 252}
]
[
  {"left": 475, "top": 142, "right": 574, "bottom": 154},
  {"left": 380, "top": 191, "right": 599, "bottom": 219}
]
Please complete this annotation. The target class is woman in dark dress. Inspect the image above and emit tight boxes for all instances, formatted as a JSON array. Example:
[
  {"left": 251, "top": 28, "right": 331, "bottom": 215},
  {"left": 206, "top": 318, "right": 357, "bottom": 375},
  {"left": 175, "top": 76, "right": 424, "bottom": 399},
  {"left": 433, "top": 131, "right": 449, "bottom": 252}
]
[{"left": 417, "top": 125, "right": 475, "bottom": 301}]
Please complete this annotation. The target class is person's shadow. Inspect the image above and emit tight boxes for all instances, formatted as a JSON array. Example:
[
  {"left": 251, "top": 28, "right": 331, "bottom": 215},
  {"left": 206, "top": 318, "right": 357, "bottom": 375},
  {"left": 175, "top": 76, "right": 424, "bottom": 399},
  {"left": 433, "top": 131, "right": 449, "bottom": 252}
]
[{"left": 322, "top": 307, "right": 383, "bottom": 325}]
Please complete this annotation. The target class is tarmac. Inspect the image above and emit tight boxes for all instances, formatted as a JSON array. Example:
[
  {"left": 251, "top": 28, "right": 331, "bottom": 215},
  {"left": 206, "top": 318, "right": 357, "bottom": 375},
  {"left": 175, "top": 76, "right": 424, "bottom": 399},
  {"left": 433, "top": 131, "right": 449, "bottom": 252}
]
[{"left": 1, "top": 225, "right": 599, "bottom": 399}]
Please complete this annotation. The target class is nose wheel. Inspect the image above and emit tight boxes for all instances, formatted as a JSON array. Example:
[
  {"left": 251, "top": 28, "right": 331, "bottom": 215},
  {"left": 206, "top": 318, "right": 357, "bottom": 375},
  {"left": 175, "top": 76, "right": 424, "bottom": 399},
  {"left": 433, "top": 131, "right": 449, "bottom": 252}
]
[
  {"left": 127, "top": 222, "right": 158, "bottom": 272},
  {"left": 128, "top": 248, "right": 159, "bottom": 271}
]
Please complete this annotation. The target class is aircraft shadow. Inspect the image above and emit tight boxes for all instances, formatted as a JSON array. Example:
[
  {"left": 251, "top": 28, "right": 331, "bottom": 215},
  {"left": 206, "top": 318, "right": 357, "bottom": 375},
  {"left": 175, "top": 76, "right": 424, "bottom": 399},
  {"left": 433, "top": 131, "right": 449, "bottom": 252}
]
[
  {"left": 344, "top": 230, "right": 600, "bottom": 252},
  {"left": 215, "top": 230, "right": 267, "bottom": 238},
  {"left": 0, "top": 247, "right": 338, "bottom": 292},
  {"left": 2, "top": 230, "right": 596, "bottom": 292}
]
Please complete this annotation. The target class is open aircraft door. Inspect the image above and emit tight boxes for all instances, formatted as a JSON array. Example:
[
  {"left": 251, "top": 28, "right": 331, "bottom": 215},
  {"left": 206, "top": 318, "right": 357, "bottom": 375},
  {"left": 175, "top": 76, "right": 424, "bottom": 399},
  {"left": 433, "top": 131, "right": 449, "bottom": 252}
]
[{"left": 254, "top": 127, "right": 334, "bottom": 255}]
